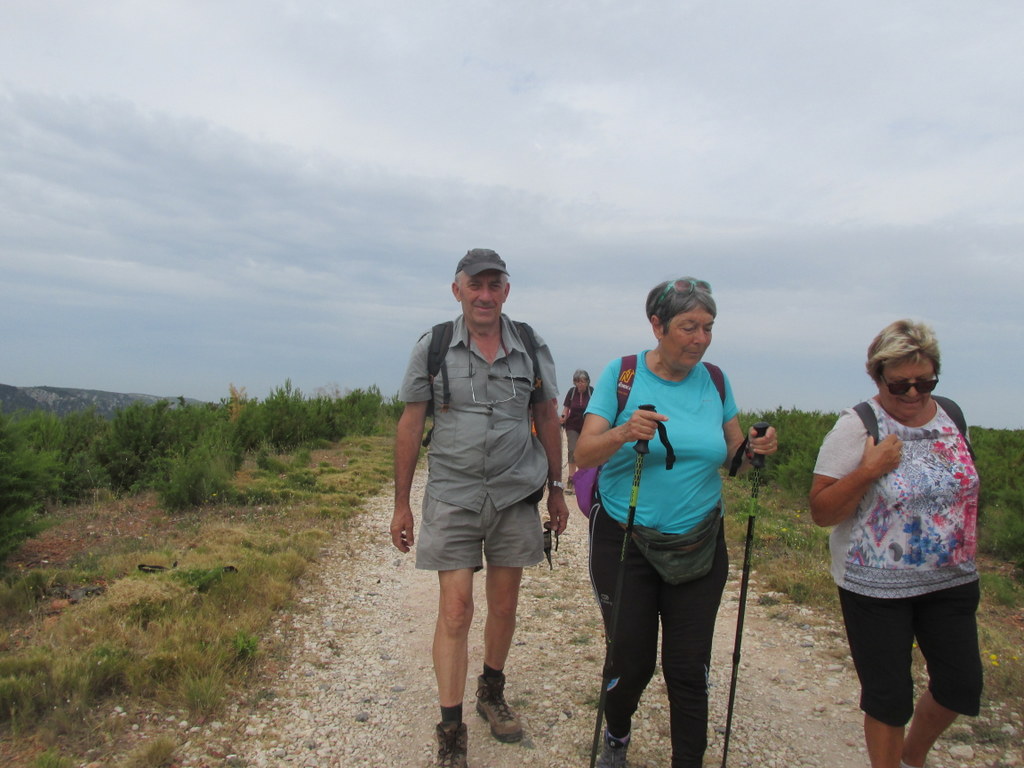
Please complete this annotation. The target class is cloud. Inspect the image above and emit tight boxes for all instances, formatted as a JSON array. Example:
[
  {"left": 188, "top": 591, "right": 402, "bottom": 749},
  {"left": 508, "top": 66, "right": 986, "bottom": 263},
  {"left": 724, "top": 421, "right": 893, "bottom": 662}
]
[{"left": 1, "top": 2, "right": 1022, "bottom": 428}]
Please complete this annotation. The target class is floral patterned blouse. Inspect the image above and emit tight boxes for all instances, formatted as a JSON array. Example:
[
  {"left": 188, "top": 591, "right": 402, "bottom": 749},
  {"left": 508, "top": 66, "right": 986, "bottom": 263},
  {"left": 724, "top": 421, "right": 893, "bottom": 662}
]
[{"left": 813, "top": 399, "right": 980, "bottom": 598}]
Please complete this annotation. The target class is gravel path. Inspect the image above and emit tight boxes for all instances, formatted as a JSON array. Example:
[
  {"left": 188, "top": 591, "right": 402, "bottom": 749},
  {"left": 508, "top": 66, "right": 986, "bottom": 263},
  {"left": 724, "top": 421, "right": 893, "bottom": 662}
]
[{"left": 178, "top": 467, "right": 1022, "bottom": 768}]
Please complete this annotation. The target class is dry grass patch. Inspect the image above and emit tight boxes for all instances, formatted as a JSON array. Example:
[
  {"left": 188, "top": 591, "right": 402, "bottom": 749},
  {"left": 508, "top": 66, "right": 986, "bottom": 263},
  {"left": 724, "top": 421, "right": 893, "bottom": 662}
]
[{"left": 0, "top": 436, "right": 395, "bottom": 767}]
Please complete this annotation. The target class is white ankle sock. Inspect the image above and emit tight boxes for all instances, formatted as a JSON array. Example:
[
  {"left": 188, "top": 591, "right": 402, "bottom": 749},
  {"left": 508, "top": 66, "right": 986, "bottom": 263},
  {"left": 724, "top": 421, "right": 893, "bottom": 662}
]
[{"left": 900, "top": 761, "right": 922, "bottom": 768}]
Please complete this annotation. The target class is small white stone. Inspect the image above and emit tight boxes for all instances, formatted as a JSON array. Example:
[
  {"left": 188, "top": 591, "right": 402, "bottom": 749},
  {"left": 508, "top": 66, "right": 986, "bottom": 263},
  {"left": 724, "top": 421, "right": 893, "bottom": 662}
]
[{"left": 947, "top": 743, "right": 975, "bottom": 760}]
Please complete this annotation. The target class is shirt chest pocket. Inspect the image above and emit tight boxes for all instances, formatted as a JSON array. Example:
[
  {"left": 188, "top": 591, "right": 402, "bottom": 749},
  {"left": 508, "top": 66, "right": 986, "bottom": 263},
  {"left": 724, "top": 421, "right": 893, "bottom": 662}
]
[{"left": 440, "top": 364, "right": 473, "bottom": 406}]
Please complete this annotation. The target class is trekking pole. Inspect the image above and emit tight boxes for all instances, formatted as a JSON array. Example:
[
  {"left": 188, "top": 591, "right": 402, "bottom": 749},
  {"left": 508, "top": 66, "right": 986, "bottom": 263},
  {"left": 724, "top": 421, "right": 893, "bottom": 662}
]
[
  {"left": 721, "top": 421, "right": 770, "bottom": 768},
  {"left": 589, "top": 404, "right": 657, "bottom": 768}
]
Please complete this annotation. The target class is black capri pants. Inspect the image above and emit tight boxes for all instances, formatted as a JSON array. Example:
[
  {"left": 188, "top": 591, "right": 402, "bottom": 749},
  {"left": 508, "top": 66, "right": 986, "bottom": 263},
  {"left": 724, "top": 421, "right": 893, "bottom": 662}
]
[
  {"left": 589, "top": 503, "right": 728, "bottom": 768},
  {"left": 838, "top": 580, "right": 983, "bottom": 727}
]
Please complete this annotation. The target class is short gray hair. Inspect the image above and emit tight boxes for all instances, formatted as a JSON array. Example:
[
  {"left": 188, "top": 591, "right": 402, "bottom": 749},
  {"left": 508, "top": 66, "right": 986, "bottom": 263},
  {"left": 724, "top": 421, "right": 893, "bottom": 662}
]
[
  {"left": 572, "top": 369, "right": 590, "bottom": 383},
  {"left": 865, "top": 319, "right": 941, "bottom": 382},
  {"left": 645, "top": 278, "right": 716, "bottom": 327}
]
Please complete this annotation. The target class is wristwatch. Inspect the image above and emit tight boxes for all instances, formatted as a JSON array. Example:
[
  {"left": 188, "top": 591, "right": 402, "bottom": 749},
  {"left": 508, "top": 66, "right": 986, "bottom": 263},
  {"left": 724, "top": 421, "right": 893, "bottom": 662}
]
[{"left": 548, "top": 480, "right": 565, "bottom": 491}]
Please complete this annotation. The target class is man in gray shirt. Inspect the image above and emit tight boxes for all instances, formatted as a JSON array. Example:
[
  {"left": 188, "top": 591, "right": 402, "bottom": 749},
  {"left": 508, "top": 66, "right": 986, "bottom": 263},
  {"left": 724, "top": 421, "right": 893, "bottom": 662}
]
[{"left": 390, "top": 248, "right": 569, "bottom": 768}]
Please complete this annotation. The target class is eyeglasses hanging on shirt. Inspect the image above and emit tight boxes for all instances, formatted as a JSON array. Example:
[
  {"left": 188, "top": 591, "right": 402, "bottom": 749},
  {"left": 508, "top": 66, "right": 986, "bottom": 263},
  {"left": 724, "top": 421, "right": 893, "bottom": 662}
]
[{"left": 468, "top": 356, "right": 531, "bottom": 408}]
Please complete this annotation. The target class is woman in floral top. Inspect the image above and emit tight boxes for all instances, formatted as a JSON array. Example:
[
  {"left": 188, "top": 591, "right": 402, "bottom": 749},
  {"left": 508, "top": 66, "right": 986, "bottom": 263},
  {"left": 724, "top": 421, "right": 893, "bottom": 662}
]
[{"left": 810, "top": 319, "right": 981, "bottom": 768}]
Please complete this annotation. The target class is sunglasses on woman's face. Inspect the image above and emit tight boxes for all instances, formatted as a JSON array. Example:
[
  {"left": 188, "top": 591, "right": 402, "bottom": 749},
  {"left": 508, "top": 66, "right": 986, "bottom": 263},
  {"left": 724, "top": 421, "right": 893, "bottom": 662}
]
[{"left": 883, "top": 377, "right": 939, "bottom": 395}]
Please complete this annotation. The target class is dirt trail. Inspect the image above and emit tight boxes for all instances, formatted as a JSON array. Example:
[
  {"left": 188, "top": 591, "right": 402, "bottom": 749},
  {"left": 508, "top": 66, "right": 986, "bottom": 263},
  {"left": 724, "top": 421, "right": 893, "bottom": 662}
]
[{"left": 175, "top": 465, "right": 1022, "bottom": 768}]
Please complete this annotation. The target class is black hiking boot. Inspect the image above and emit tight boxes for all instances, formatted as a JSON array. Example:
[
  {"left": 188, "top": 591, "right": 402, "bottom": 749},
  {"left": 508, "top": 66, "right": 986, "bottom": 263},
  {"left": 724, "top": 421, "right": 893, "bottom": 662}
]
[
  {"left": 435, "top": 721, "right": 468, "bottom": 768},
  {"left": 475, "top": 673, "right": 523, "bottom": 742}
]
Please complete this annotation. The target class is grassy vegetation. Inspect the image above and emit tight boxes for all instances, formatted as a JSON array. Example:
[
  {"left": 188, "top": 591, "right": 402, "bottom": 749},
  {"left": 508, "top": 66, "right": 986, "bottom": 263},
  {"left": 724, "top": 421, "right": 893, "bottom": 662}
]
[
  {"left": 0, "top": 434, "right": 395, "bottom": 766},
  {"left": 0, "top": 383, "right": 405, "bottom": 561}
]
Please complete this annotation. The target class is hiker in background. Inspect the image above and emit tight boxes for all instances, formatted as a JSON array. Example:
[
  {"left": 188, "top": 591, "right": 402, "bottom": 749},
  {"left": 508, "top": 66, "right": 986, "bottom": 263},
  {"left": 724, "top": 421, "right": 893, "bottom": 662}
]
[
  {"left": 560, "top": 369, "right": 593, "bottom": 494},
  {"left": 809, "top": 319, "right": 982, "bottom": 768},
  {"left": 575, "top": 278, "right": 777, "bottom": 768},
  {"left": 390, "top": 248, "right": 570, "bottom": 768}
]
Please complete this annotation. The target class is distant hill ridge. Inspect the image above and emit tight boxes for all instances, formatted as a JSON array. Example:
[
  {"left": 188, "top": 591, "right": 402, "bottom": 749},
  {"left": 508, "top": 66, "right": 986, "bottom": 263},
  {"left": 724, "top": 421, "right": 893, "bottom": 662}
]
[{"left": 0, "top": 383, "right": 205, "bottom": 419}]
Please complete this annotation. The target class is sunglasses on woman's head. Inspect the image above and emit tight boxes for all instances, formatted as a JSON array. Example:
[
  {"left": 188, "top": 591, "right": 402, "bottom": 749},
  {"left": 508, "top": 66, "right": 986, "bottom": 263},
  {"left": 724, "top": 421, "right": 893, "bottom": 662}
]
[
  {"left": 657, "top": 278, "right": 712, "bottom": 307},
  {"left": 883, "top": 377, "right": 939, "bottom": 395}
]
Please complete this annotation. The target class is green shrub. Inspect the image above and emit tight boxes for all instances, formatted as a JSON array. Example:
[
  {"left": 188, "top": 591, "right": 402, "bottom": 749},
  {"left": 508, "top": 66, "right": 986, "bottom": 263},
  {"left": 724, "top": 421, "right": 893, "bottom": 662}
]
[
  {"left": 980, "top": 504, "right": 1024, "bottom": 571},
  {"left": 233, "top": 380, "right": 311, "bottom": 452},
  {"left": 981, "top": 572, "right": 1021, "bottom": 606},
  {"left": 19, "top": 409, "right": 110, "bottom": 502},
  {"left": 316, "top": 386, "right": 390, "bottom": 438},
  {"left": 3, "top": 383, "right": 402, "bottom": 525},
  {"left": 158, "top": 430, "right": 238, "bottom": 511},
  {"left": 180, "top": 668, "right": 227, "bottom": 718},
  {"left": 0, "top": 570, "right": 51, "bottom": 617},
  {"left": 93, "top": 400, "right": 230, "bottom": 494},
  {"left": 93, "top": 401, "right": 175, "bottom": 492},
  {"left": 0, "top": 652, "right": 54, "bottom": 726},
  {"left": 231, "top": 630, "right": 259, "bottom": 662},
  {"left": 0, "top": 412, "right": 61, "bottom": 560},
  {"left": 739, "top": 408, "right": 838, "bottom": 495},
  {"left": 73, "top": 644, "right": 132, "bottom": 700},
  {"left": 972, "top": 427, "right": 1024, "bottom": 569},
  {"left": 172, "top": 567, "right": 234, "bottom": 593}
]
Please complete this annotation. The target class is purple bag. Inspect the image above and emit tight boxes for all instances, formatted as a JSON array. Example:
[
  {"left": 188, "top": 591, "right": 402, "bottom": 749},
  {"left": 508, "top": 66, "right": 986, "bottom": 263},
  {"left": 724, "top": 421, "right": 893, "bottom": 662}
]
[
  {"left": 573, "top": 466, "right": 601, "bottom": 518},
  {"left": 571, "top": 354, "right": 639, "bottom": 519}
]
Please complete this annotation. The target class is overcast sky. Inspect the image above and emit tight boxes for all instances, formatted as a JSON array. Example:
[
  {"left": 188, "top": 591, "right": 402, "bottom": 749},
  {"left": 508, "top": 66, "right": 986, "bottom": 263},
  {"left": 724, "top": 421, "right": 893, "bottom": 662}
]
[{"left": 2, "top": 1, "right": 1021, "bottom": 428}]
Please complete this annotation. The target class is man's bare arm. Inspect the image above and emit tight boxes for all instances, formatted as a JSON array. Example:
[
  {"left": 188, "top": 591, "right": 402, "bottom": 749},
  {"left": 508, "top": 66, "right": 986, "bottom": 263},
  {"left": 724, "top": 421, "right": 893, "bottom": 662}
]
[
  {"left": 391, "top": 401, "right": 428, "bottom": 552},
  {"left": 532, "top": 397, "right": 569, "bottom": 534}
]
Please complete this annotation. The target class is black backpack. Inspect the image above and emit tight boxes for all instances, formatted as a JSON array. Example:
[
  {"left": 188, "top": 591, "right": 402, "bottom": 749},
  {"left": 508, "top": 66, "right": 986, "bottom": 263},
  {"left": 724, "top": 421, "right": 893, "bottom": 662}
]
[
  {"left": 421, "top": 319, "right": 544, "bottom": 447},
  {"left": 852, "top": 396, "right": 975, "bottom": 461}
]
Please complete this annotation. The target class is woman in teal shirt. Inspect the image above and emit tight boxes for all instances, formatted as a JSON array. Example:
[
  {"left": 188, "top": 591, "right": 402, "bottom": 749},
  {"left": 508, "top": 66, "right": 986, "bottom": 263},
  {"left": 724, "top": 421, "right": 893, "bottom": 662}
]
[{"left": 576, "top": 278, "right": 777, "bottom": 768}]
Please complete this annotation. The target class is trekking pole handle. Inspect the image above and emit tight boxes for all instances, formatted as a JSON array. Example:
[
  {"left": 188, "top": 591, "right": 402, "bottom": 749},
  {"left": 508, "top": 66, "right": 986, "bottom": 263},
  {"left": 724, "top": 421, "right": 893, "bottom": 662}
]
[
  {"left": 749, "top": 421, "right": 770, "bottom": 469},
  {"left": 634, "top": 404, "right": 657, "bottom": 455}
]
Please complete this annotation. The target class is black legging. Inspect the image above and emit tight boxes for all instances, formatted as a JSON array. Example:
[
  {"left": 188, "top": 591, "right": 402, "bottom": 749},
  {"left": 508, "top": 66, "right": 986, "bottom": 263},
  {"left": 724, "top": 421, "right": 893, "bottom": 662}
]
[{"left": 588, "top": 503, "right": 728, "bottom": 768}]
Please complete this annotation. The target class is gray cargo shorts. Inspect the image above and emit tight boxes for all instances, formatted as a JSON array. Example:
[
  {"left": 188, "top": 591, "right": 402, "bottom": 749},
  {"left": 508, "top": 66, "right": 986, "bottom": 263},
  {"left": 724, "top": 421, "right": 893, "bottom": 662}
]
[{"left": 415, "top": 492, "right": 544, "bottom": 571}]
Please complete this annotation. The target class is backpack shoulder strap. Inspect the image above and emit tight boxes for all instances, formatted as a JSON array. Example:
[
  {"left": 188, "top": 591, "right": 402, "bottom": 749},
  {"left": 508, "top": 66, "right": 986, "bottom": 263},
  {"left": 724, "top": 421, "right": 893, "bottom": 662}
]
[
  {"left": 614, "top": 354, "right": 638, "bottom": 421},
  {"left": 511, "top": 320, "right": 545, "bottom": 404},
  {"left": 611, "top": 354, "right": 674, "bottom": 470},
  {"left": 853, "top": 398, "right": 975, "bottom": 460},
  {"left": 932, "top": 396, "right": 967, "bottom": 435},
  {"left": 853, "top": 401, "right": 880, "bottom": 444},
  {"left": 702, "top": 362, "right": 726, "bottom": 404},
  {"left": 426, "top": 321, "right": 455, "bottom": 414},
  {"left": 932, "top": 396, "right": 976, "bottom": 460},
  {"left": 611, "top": 357, "right": 721, "bottom": 418},
  {"left": 426, "top": 321, "right": 454, "bottom": 377},
  {"left": 421, "top": 321, "right": 454, "bottom": 447}
]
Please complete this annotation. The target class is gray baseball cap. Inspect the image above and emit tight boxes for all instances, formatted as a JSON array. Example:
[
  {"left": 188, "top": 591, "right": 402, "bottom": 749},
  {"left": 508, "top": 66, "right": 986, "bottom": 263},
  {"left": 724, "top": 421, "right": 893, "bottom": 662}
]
[{"left": 456, "top": 248, "right": 508, "bottom": 276}]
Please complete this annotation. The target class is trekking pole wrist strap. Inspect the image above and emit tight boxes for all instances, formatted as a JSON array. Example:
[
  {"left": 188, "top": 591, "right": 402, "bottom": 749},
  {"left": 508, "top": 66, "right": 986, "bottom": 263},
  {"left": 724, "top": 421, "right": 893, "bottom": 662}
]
[
  {"left": 656, "top": 421, "right": 675, "bottom": 469},
  {"left": 728, "top": 438, "right": 748, "bottom": 477}
]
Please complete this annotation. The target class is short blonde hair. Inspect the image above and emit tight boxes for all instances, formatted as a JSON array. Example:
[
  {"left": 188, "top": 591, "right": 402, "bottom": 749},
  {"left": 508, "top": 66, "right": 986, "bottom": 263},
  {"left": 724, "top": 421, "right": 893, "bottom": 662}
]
[{"left": 865, "top": 319, "right": 941, "bottom": 382}]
